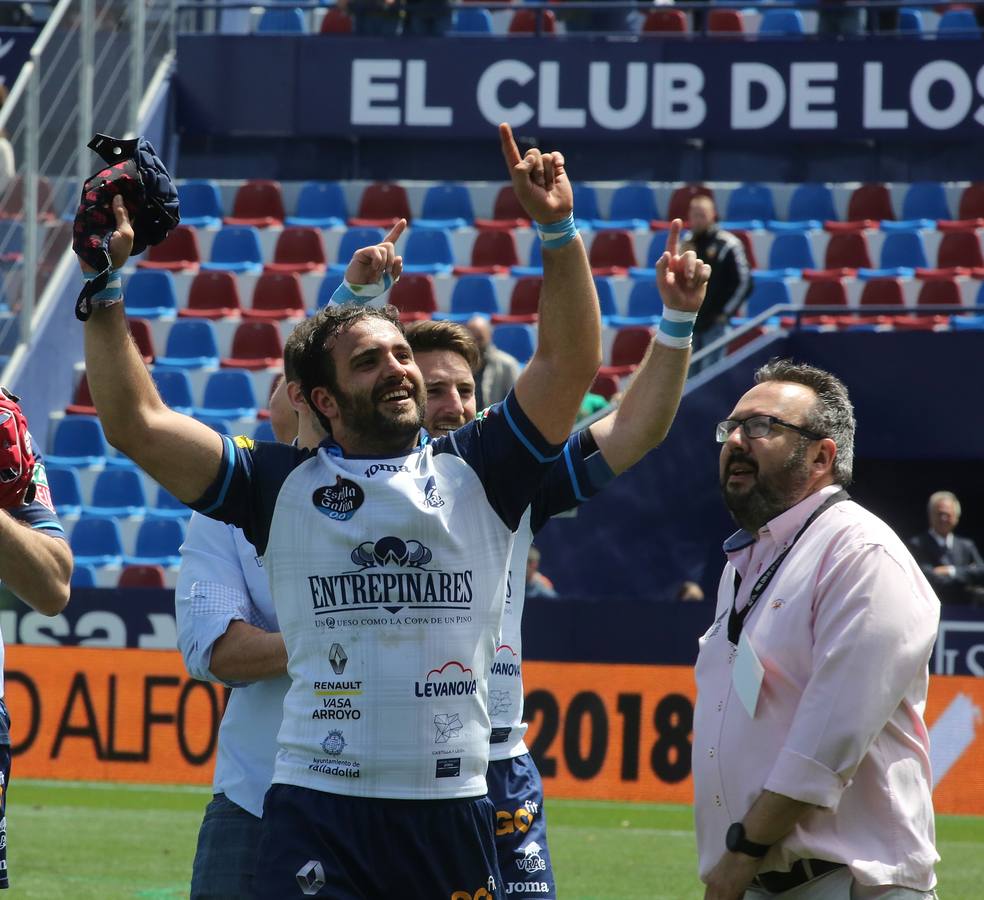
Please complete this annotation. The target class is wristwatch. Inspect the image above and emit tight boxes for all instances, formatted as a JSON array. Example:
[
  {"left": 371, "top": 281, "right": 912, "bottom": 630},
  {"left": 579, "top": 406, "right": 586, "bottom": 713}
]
[{"left": 726, "top": 822, "right": 771, "bottom": 858}]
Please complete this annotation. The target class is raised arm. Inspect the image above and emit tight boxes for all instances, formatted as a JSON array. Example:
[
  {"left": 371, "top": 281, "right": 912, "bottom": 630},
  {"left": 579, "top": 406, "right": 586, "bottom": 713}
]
[
  {"left": 590, "top": 220, "right": 710, "bottom": 475},
  {"left": 0, "top": 513, "right": 72, "bottom": 615},
  {"left": 80, "top": 196, "right": 225, "bottom": 502},
  {"left": 502, "top": 124, "right": 602, "bottom": 445}
]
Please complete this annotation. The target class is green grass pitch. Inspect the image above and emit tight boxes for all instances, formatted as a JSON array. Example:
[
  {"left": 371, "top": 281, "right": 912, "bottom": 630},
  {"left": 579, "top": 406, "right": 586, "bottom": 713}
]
[{"left": 7, "top": 782, "right": 984, "bottom": 898}]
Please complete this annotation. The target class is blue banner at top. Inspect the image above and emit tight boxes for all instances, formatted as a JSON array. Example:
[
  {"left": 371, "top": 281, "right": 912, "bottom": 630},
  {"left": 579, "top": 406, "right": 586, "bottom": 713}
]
[
  {"left": 176, "top": 34, "right": 984, "bottom": 142},
  {"left": 0, "top": 28, "right": 37, "bottom": 89}
]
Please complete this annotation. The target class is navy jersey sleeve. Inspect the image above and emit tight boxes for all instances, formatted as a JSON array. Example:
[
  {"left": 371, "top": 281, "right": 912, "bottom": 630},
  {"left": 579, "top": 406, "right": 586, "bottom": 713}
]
[
  {"left": 528, "top": 428, "right": 616, "bottom": 534},
  {"left": 188, "top": 435, "right": 309, "bottom": 556},
  {"left": 11, "top": 449, "right": 66, "bottom": 538},
  {"left": 432, "top": 390, "right": 567, "bottom": 531}
]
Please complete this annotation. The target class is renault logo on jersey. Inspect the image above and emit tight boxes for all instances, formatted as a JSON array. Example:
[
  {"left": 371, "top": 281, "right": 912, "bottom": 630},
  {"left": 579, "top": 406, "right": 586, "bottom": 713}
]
[
  {"left": 329, "top": 643, "right": 348, "bottom": 675},
  {"left": 296, "top": 860, "right": 326, "bottom": 896},
  {"left": 312, "top": 476, "right": 365, "bottom": 521}
]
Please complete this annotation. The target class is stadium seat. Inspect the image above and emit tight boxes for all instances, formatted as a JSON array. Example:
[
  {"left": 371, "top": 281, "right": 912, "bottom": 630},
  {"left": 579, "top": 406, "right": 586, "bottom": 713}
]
[
  {"left": 0, "top": 220, "right": 24, "bottom": 261},
  {"left": 707, "top": 8, "right": 743, "bottom": 32},
  {"left": 155, "top": 319, "right": 221, "bottom": 369},
  {"left": 417, "top": 184, "right": 475, "bottom": 229},
  {"left": 825, "top": 232, "right": 873, "bottom": 270},
  {"left": 315, "top": 272, "right": 344, "bottom": 309},
  {"left": 137, "top": 225, "right": 201, "bottom": 271},
  {"left": 937, "top": 8, "right": 980, "bottom": 36},
  {"left": 590, "top": 373, "right": 620, "bottom": 401},
  {"left": 256, "top": 7, "right": 306, "bottom": 33},
  {"left": 511, "top": 237, "right": 543, "bottom": 278},
  {"left": 732, "top": 229, "right": 759, "bottom": 271},
  {"left": 767, "top": 232, "right": 816, "bottom": 271},
  {"left": 222, "top": 321, "right": 284, "bottom": 369},
  {"left": 125, "top": 519, "right": 185, "bottom": 567},
  {"left": 66, "top": 374, "right": 96, "bottom": 416},
  {"left": 320, "top": 6, "right": 353, "bottom": 32},
  {"left": 71, "top": 565, "right": 97, "bottom": 588},
  {"left": 225, "top": 180, "right": 285, "bottom": 228},
  {"left": 667, "top": 185, "right": 714, "bottom": 222},
  {"left": 642, "top": 8, "right": 687, "bottom": 31},
  {"left": 152, "top": 369, "right": 195, "bottom": 414},
  {"left": 265, "top": 227, "right": 327, "bottom": 274},
  {"left": 331, "top": 227, "right": 385, "bottom": 274},
  {"left": 917, "top": 278, "right": 961, "bottom": 308},
  {"left": 124, "top": 270, "right": 178, "bottom": 319},
  {"left": 118, "top": 565, "right": 167, "bottom": 589},
  {"left": 601, "top": 326, "right": 653, "bottom": 376},
  {"left": 47, "top": 416, "right": 108, "bottom": 467},
  {"left": 938, "top": 231, "right": 984, "bottom": 269},
  {"left": 47, "top": 467, "right": 83, "bottom": 516},
  {"left": 803, "top": 280, "right": 848, "bottom": 308},
  {"left": 352, "top": 183, "right": 412, "bottom": 227},
  {"left": 390, "top": 275, "right": 438, "bottom": 316},
  {"left": 474, "top": 186, "right": 531, "bottom": 230},
  {"left": 589, "top": 230, "right": 637, "bottom": 273},
  {"left": 593, "top": 276, "right": 619, "bottom": 319},
  {"left": 573, "top": 184, "right": 602, "bottom": 224},
  {"left": 847, "top": 185, "right": 894, "bottom": 223},
  {"left": 83, "top": 468, "right": 147, "bottom": 518},
  {"left": 787, "top": 183, "right": 837, "bottom": 224},
  {"left": 508, "top": 277, "right": 542, "bottom": 319},
  {"left": 952, "top": 313, "right": 984, "bottom": 330},
  {"left": 758, "top": 9, "right": 804, "bottom": 34},
  {"left": 455, "top": 229, "right": 520, "bottom": 275},
  {"left": 180, "top": 270, "right": 243, "bottom": 319},
  {"left": 958, "top": 183, "right": 984, "bottom": 220},
  {"left": 448, "top": 276, "right": 500, "bottom": 319},
  {"left": 403, "top": 228, "right": 455, "bottom": 274},
  {"left": 453, "top": 7, "right": 494, "bottom": 31},
  {"left": 902, "top": 182, "right": 950, "bottom": 221},
  {"left": 508, "top": 8, "right": 557, "bottom": 32},
  {"left": 195, "top": 370, "right": 258, "bottom": 419},
  {"left": 253, "top": 419, "right": 276, "bottom": 442},
  {"left": 492, "top": 324, "right": 536, "bottom": 364},
  {"left": 147, "top": 486, "right": 192, "bottom": 520},
  {"left": 726, "top": 184, "right": 776, "bottom": 227},
  {"left": 287, "top": 181, "right": 348, "bottom": 228},
  {"left": 127, "top": 317, "right": 156, "bottom": 364},
  {"left": 608, "top": 183, "right": 659, "bottom": 228},
  {"left": 859, "top": 278, "right": 905, "bottom": 308},
  {"left": 745, "top": 280, "right": 791, "bottom": 318},
  {"left": 201, "top": 226, "right": 264, "bottom": 274},
  {"left": 626, "top": 280, "right": 664, "bottom": 319},
  {"left": 71, "top": 516, "right": 124, "bottom": 567},
  {"left": 177, "top": 180, "right": 223, "bottom": 228},
  {"left": 898, "top": 8, "right": 923, "bottom": 32},
  {"left": 879, "top": 230, "right": 928, "bottom": 270},
  {"left": 245, "top": 272, "right": 307, "bottom": 321}
]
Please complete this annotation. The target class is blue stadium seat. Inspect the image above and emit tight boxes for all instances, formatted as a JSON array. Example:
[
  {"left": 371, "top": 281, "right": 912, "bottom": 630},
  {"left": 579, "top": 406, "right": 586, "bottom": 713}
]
[
  {"left": 417, "top": 185, "right": 475, "bottom": 230},
  {"left": 593, "top": 276, "right": 619, "bottom": 320},
  {"left": 511, "top": 237, "right": 543, "bottom": 278},
  {"left": 879, "top": 230, "right": 928, "bottom": 270},
  {"left": 146, "top": 486, "right": 192, "bottom": 520},
  {"left": 124, "top": 270, "right": 179, "bottom": 319},
  {"left": 253, "top": 419, "right": 276, "bottom": 442},
  {"left": 725, "top": 184, "right": 776, "bottom": 229},
  {"left": 0, "top": 220, "right": 24, "bottom": 260},
  {"left": 125, "top": 519, "right": 185, "bottom": 567},
  {"left": 608, "top": 281, "right": 663, "bottom": 327},
  {"left": 403, "top": 228, "right": 455, "bottom": 274},
  {"left": 177, "top": 180, "right": 223, "bottom": 228},
  {"left": 899, "top": 8, "right": 923, "bottom": 32},
  {"left": 492, "top": 324, "right": 536, "bottom": 365},
  {"left": 573, "top": 184, "right": 601, "bottom": 226},
  {"left": 200, "top": 226, "right": 264, "bottom": 274},
  {"left": 607, "top": 183, "right": 659, "bottom": 229},
  {"left": 758, "top": 8, "right": 804, "bottom": 34},
  {"left": 330, "top": 227, "right": 385, "bottom": 274},
  {"left": 47, "top": 466, "right": 83, "bottom": 516},
  {"left": 901, "top": 182, "right": 950, "bottom": 221},
  {"left": 155, "top": 320, "right": 221, "bottom": 369},
  {"left": 83, "top": 469, "right": 148, "bottom": 518},
  {"left": 952, "top": 315, "right": 984, "bottom": 331},
  {"left": 745, "top": 280, "right": 791, "bottom": 318},
  {"left": 316, "top": 272, "right": 344, "bottom": 309},
  {"left": 452, "top": 7, "right": 493, "bottom": 32},
  {"left": 152, "top": 369, "right": 195, "bottom": 414},
  {"left": 938, "top": 8, "right": 980, "bottom": 37},
  {"left": 448, "top": 275, "right": 500, "bottom": 319},
  {"left": 47, "top": 416, "right": 108, "bottom": 467},
  {"left": 628, "top": 231, "right": 670, "bottom": 279},
  {"left": 71, "top": 564, "right": 97, "bottom": 588},
  {"left": 256, "top": 7, "right": 306, "bottom": 32},
  {"left": 71, "top": 516, "right": 124, "bottom": 567},
  {"left": 787, "top": 184, "right": 837, "bottom": 223},
  {"left": 194, "top": 370, "right": 258, "bottom": 420},
  {"left": 286, "top": 181, "right": 348, "bottom": 228},
  {"left": 766, "top": 232, "right": 816, "bottom": 271}
]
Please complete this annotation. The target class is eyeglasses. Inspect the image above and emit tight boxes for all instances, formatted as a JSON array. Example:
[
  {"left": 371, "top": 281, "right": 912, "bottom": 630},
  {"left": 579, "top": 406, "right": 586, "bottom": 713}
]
[{"left": 715, "top": 415, "right": 825, "bottom": 444}]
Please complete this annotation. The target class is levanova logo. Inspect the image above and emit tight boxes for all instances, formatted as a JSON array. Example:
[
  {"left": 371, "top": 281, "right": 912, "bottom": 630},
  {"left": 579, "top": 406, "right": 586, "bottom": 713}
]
[
  {"left": 312, "top": 476, "right": 365, "bottom": 521},
  {"left": 415, "top": 660, "right": 478, "bottom": 698},
  {"left": 491, "top": 644, "right": 521, "bottom": 677}
]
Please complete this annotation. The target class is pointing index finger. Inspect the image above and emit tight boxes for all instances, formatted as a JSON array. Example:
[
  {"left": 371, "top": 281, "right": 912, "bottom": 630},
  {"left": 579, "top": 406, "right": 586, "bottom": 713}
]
[
  {"left": 382, "top": 218, "right": 407, "bottom": 245},
  {"left": 666, "top": 218, "right": 682, "bottom": 258},
  {"left": 499, "top": 122, "right": 522, "bottom": 170}
]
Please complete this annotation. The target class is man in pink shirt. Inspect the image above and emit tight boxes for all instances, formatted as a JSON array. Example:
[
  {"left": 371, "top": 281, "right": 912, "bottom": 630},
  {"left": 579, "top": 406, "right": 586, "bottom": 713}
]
[{"left": 694, "top": 360, "right": 940, "bottom": 900}]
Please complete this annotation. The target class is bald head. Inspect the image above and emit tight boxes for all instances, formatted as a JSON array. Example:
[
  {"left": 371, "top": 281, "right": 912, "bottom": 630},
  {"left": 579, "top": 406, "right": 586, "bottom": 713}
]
[{"left": 466, "top": 316, "right": 492, "bottom": 351}]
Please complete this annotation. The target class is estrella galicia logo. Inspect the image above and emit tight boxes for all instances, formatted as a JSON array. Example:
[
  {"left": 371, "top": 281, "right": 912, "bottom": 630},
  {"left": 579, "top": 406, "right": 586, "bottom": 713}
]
[
  {"left": 321, "top": 730, "right": 346, "bottom": 756},
  {"left": 351, "top": 536, "right": 432, "bottom": 569},
  {"left": 312, "top": 476, "right": 364, "bottom": 521},
  {"left": 422, "top": 475, "right": 445, "bottom": 508}
]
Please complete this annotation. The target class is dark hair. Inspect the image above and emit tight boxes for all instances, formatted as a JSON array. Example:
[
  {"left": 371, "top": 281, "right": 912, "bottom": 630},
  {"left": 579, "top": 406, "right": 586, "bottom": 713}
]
[
  {"left": 754, "top": 358, "right": 855, "bottom": 485},
  {"left": 293, "top": 304, "right": 404, "bottom": 432},
  {"left": 404, "top": 319, "right": 480, "bottom": 371}
]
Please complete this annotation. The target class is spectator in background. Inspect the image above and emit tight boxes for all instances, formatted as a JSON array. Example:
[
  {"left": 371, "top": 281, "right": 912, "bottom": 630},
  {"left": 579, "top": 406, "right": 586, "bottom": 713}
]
[
  {"left": 339, "top": 0, "right": 401, "bottom": 35},
  {"left": 525, "top": 545, "right": 558, "bottom": 599},
  {"left": 682, "top": 195, "right": 751, "bottom": 375},
  {"left": 818, "top": 0, "right": 865, "bottom": 38},
  {"left": 402, "top": 0, "right": 451, "bottom": 35},
  {"left": 909, "top": 491, "right": 984, "bottom": 606},
  {"left": 466, "top": 315, "right": 521, "bottom": 408}
]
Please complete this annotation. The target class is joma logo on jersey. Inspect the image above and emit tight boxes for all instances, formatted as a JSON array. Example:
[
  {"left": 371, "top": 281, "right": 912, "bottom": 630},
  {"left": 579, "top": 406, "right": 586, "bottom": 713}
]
[
  {"left": 364, "top": 463, "right": 410, "bottom": 478},
  {"left": 414, "top": 660, "right": 477, "bottom": 698}
]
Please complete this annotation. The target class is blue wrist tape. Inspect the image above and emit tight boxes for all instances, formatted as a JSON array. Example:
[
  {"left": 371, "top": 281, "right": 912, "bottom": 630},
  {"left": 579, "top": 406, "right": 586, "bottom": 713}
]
[
  {"left": 656, "top": 307, "right": 697, "bottom": 349},
  {"left": 329, "top": 272, "right": 395, "bottom": 306},
  {"left": 83, "top": 268, "right": 123, "bottom": 306},
  {"left": 537, "top": 212, "right": 578, "bottom": 250}
]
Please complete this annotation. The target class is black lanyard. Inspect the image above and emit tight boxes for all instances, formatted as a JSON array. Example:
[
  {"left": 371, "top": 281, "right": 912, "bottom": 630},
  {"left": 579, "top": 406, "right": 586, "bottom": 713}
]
[{"left": 727, "top": 489, "right": 850, "bottom": 645}]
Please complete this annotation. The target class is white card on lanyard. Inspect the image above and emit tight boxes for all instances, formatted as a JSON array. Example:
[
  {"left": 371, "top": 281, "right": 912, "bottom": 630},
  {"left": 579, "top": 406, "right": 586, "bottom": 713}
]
[{"left": 733, "top": 631, "right": 765, "bottom": 718}]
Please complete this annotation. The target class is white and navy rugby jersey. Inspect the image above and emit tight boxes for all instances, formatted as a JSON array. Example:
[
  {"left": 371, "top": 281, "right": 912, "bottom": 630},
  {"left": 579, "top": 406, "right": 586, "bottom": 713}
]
[
  {"left": 191, "top": 391, "right": 564, "bottom": 800},
  {"left": 489, "top": 428, "right": 614, "bottom": 762},
  {"left": 0, "top": 444, "right": 66, "bottom": 702}
]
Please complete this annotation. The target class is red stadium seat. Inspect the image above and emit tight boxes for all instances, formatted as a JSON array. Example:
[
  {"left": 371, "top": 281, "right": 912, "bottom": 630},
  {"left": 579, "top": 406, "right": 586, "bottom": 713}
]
[
  {"left": 225, "top": 180, "right": 286, "bottom": 228},
  {"left": 726, "top": 326, "right": 766, "bottom": 355},
  {"left": 589, "top": 231, "right": 637, "bottom": 274},
  {"left": 66, "top": 373, "right": 96, "bottom": 416},
  {"left": 474, "top": 186, "right": 531, "bottom": 230},
  {"left": 732, "top": 229, "right": 758, "bottom": 270},
  {"left": 118, "top": 565, "right": 167, "bottom": 589},
  {"left": 958, "top": 183, "right": 984, "bottom": 220},
  {"left": 390, "top": 275, "right": 437, "bottom": 315},
  {"left": 180, "top": 270, "right": 243, "bottom": 319},
  {"left": 244, "top": 272, "right": 307, "bottom": 321},
  {"left": 221, "top": 321, "right": 284, "bottom": 370},
  {"left": 917, "top": 278, "right": 962, "bottom": 307},
  {"left": 824, "top": 232, "right": 872, "bottom": 270},
  {"left": 643, "top": 8, "right": 687, "bottom": 31},
  {"left": 708, "top": 8, "right": 744, "bottom": 31},
  {"left": 508, "top": 8, "right": 556, "bottom": 32},
  {"left": 859, "top": 278, "right": 904, "bottom": 308},
  {"left": 351, "top": 183, "right": 412, "bottom": 227},
  {"left": 667, "top": 185, "right": 714, "bottom": 223},
  {"left": 937, "top": 219, "right": 984, "bottom": 233},
  {"left": 804, "top": 280, "right": 848, "bottom": 307},
  {"left": 599, "top": 326, "right": 653, "bottom": 376},
  {"left": 320, "top": 6, "right": 353, "bottom": 32},
  {"left": 265, "top": 226, "right": 326, "bottom": 274},
  {"left": 590, "top": 372, "right": 620, "bottom": 400},
  {"left": 137, "top": 225, "right": 201, "bottom": 271},
  {"left": 503, "top": 276, "right": 541, "bottom": 322},
  {"left": 937, "top": 231, "right": 984, "bottom": 270},
  {"left": 128, "top": 317, "right": 155, "bottom": 364},
  {"left": 454, "top": 229, "right": 520, "bottom": 275},
  {"left": 889, "top": 314, "right": 948, "bottom": 331},
  {"left": 846, "top": 184, "right": 894, "bottom": 222}
]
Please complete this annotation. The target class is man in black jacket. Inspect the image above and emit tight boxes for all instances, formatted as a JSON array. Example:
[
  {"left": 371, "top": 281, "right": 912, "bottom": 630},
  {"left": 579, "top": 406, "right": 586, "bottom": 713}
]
[
  {"left": 909, "top": 491, "right": 984, "bottom": 606},
  {"left": 682, "top": 194, "right": 752, "bottom": 374}
]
